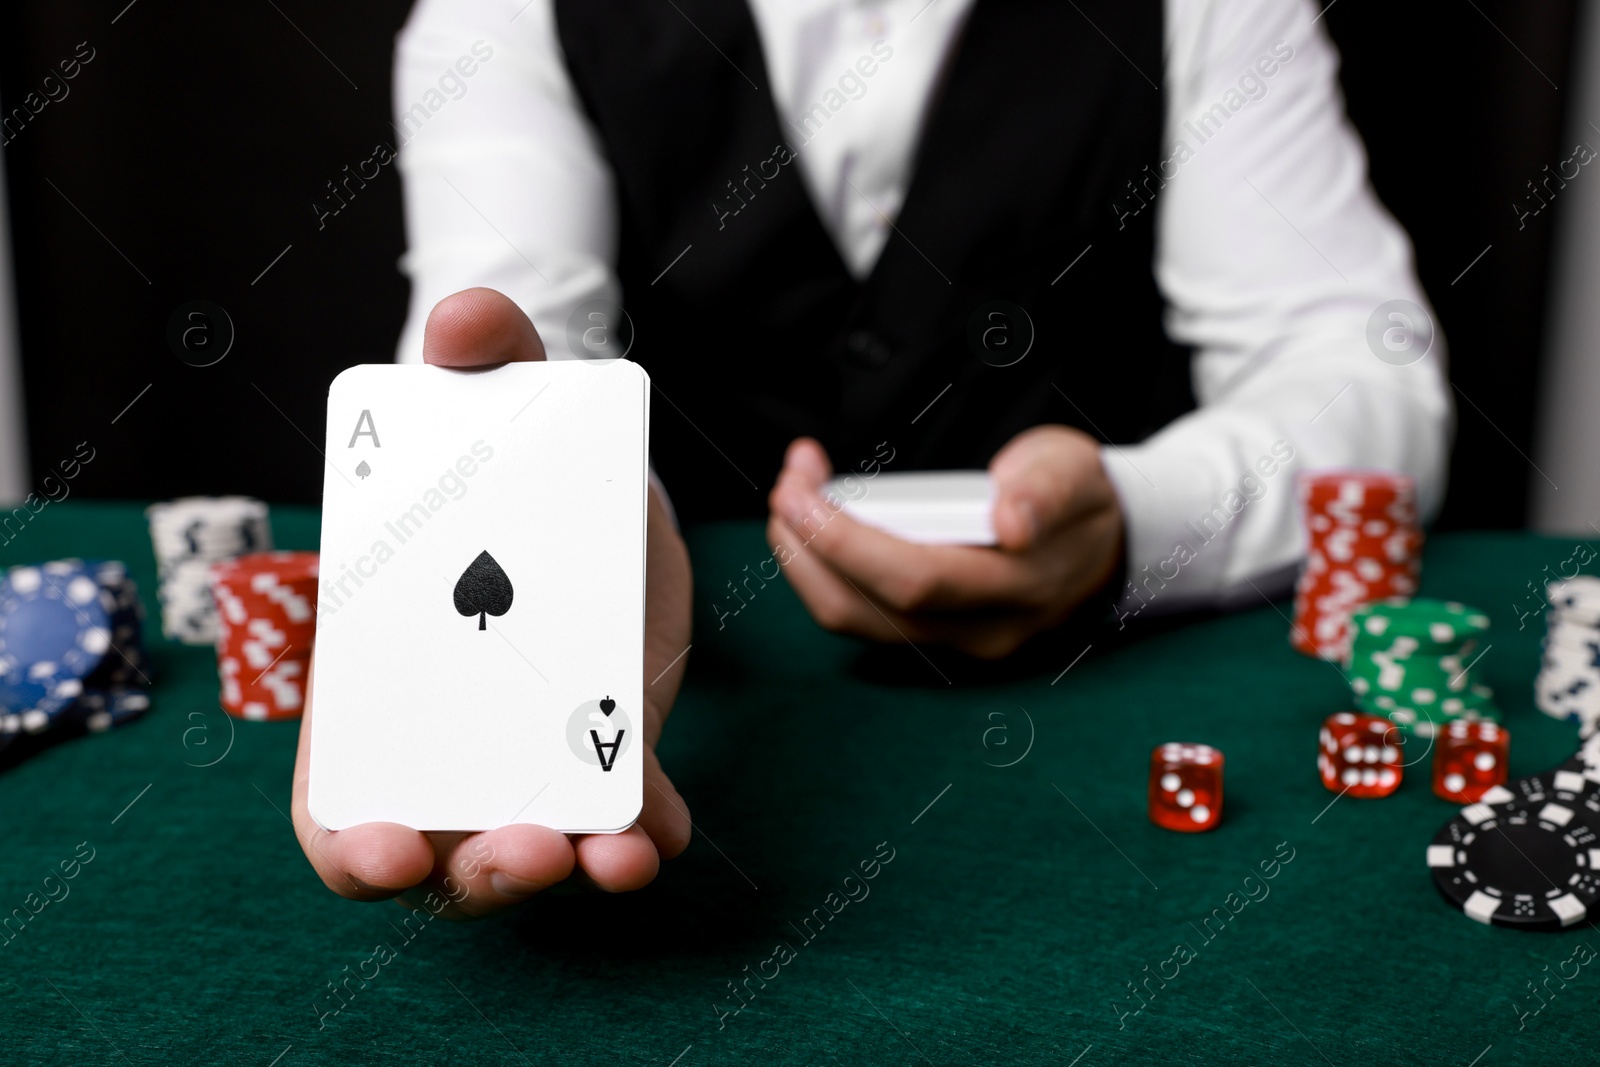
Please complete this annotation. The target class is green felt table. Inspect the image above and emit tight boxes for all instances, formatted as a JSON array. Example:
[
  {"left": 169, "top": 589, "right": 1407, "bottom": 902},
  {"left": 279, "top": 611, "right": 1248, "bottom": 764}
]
[{"left": 2, "top": 501, "right": 1594, "bottom": 1066}]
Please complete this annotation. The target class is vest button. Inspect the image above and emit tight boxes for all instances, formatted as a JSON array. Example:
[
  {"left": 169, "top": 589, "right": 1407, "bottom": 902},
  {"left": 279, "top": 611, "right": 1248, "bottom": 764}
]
[{"left": 844, "top": 329, "right": 892, "bottom": 368}]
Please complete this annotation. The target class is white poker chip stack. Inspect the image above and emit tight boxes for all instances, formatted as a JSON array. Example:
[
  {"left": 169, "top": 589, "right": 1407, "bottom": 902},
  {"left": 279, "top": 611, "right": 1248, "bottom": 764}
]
[
  {"left": 1536, "top": 577, "right": 1600, "bottom": 735},
  {"left": 145, "top": 497, "right": 273, "bottom": 644}
]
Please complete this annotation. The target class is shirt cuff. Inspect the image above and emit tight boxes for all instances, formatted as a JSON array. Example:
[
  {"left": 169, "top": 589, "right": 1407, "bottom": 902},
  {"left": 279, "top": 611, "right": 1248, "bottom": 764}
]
[{"left": 1098, "top": 435, "right": 1302, "bottom": 626}]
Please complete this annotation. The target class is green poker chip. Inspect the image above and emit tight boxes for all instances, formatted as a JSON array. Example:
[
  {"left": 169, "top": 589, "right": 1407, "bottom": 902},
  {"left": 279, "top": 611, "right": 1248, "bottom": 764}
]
[
  {"left": 1348, "top": 657, "right": 1476, "bottom": 697},
  {"left": 1383, "top": 699, "right": 1500, "bottom": 738},
  {"left": 1360, "top": 683, "right": 1497, "bottom": 737},
  {"left": 1349, "top": 598, "right": 1490, "bottom": 654},
  {"left": 1345, "top": 598, "right": 1495, "bottom": 738}
]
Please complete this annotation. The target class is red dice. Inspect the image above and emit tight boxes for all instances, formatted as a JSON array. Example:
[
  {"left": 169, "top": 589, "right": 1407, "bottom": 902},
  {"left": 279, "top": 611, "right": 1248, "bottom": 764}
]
[
  {"left": 1432, "top": 720, "right": 1509, "bottom": 802},
  {"left": 1148, "top": 743, "right": 1223, "bottom": 832},
  {"left": 1318, "top": 712, "right": 1403, "bottom": 797}
]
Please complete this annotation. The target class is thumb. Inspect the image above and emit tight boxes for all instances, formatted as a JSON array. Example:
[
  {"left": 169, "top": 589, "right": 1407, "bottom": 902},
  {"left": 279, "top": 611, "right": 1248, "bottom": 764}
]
[
  {"left": 779, "top": 437, "right": 833, "bottom": 491},
  {"left": 422, "top": 288, "right": 547, "bottom": 367},
  {"left": 987, "top": 427, "right": 1092, "bottom": 552}
]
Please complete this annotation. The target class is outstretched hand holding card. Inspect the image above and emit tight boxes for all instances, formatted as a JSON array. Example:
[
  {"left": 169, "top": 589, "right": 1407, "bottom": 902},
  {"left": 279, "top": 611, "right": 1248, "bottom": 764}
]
[{"left": 308, "top": 359, "right": 650, "bottom": 834}]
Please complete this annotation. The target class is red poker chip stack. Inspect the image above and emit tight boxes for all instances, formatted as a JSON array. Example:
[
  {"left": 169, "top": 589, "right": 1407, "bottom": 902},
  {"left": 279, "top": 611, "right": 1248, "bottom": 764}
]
[
  {"left": 1291, "top": 471, "right": 1421, "bottom": 661},
  {"left": 208, "top": 552, "right": 319, "bottom": 721}
]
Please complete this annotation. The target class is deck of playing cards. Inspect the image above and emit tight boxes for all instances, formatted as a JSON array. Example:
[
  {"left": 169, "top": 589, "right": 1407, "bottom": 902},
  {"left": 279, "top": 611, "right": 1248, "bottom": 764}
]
[
  {"left": 828, "top": 471, "right": 997, "bottom": 545},
  {"left": 308, "top": 361, "right": 648, "bottom": 833}
]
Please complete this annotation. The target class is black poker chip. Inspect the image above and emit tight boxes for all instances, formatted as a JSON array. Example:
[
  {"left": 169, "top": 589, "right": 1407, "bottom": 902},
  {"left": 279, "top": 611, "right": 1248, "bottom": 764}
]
[
  {"left": 1427, "top": 771, "right": 1600, "bottom": 930},
  {"left": 1559, "top": 731, "right": 1600, "bottom": 785}
]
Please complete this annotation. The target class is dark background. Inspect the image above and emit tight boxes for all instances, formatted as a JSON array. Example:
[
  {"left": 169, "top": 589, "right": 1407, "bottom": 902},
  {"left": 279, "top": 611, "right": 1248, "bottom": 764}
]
[{"left": 0, "top": 0, "right": 1582, "bottom": 528}]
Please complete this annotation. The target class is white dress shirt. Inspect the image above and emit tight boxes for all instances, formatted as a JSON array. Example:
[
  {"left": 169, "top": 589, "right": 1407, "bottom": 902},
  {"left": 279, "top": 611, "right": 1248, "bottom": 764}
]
[{"left": 391, "top": 0, "right": 1451, "bottom": 614}]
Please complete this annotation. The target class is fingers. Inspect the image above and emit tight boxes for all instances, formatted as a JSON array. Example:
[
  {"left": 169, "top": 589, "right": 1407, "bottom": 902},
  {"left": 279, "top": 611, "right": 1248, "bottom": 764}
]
[
  {"left": 765, "top": 509, "right": 1025, "bottom": 650},
  {"left": 545, "top": 746, "right": 691, "bottom": 896},
  {"left": 295, "top": 661, "right": 576, "bottom": 916},
  {"left": 305, "top": 823, "right": 437, "bottom": 901},
  {"left": 988, "top": 426, "right": 1107, "bottom": 551},
  {"left": 642, "top": 482, "right": 693, "bottom": 747},
  {"left": 421, "top": 288, "right": 547, "bottom": 367},
  {"left": 291, "top": 669, "right": 436, "bottom": 900},
  {"left": 766, "top": 509, "right": 913, "bottom": 640},
  {"left": 767, "top": 506, "right": 1044, "bottom": 656},
  {"left": 765, "top": 436, "right": 1092, "bottom": 657},
  {"left": 769, "top": 447, "right": 1034, "bottom": 613},
  {"left": 563, "top": 748, "right": 689, "bottom": 894},
  {"left": 636, "top": 747, "right": 692, "bottom": 860},
  {"left": 398, "top": 824, "right": 577, "bottom": 920},
  {"left": 573, "top": 826, "right": 660, "bottom": 893},
  {"left": 990, "top": 427, "right": 1125, "bottom": 603}
]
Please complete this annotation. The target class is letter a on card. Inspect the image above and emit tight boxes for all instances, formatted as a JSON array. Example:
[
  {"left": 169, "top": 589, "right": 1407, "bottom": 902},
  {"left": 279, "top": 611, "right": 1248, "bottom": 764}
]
[
  {"left": 591, "top": 729, "right": 624, "bottom": 772},
  {"left": 348, "top": 409, "right": 382, "bottom": 447}
]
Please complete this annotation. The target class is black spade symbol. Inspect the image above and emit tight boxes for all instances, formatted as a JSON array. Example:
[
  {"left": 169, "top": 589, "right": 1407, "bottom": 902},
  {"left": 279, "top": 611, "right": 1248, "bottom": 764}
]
[
  {"left": 453, "top": 551, "right": 513, "bottom": 630},
  {"left": 355, "top": 460, "right": 371, "bottom": 479},
  {"left": 599, "top": 696, "right": 615, "bottom": 717}
]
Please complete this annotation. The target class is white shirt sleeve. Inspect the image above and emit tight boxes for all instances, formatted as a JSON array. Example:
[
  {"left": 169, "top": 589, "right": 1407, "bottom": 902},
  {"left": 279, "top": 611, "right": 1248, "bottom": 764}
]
[
  {"left": 391, "top": 0, "right": 617, "bottom": 364},
  {"left": 1102, "top": 0, "right": 1452, "bottom": 616}
]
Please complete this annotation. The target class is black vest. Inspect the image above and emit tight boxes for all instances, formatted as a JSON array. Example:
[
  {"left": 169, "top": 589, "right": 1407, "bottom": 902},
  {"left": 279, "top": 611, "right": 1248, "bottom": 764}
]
[{"left": 554, "top": 0, "right": 1191, "bottom": 521}]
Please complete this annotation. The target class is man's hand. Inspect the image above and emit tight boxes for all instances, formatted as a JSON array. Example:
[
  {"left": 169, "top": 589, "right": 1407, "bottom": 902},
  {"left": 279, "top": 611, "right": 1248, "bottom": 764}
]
[
  {"left": 766, "top": 426, "right": 1123, "bottom": 659},
  {"left": 290, "top": 288, "right": 692, "bottom": 917}
]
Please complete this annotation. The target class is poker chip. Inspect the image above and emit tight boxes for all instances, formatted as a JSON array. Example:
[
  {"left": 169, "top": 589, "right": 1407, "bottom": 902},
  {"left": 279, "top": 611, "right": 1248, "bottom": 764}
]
[
  {"left": 0, "top": 561, "right": 113, "bottom": 682},
  {"left": 1380, "top": 687, "right": 1498, "bottom": 738},
  {"left": 0, "top": 558, "right": 153, "bottom": 752},
  {"left": 69, "top": 687, "right": 153, "bottom": 733},
  {"left": 1558, "top": 734, "right": 1600, "bottom": 812},
  {"left": 147, "top": 497, "right": 272, "bottom": 644},
  {"left": 1427, "top": 770, "right": 1600, "bottom": 929},
  {"left": 209, "top": 551, "right": 318, "bottom": 721},
  {"left": 1536, "top": 578, "right": 1600, "bottom": 736},
  {"left": 6, "top": 558, "right": 153, "bottom": 688},
  {"left": 1350, "top": 597, "right": 1490, "bottom": 651},
  {"left": 64, "top": 559, "right": 151, "bottom": 687},
  {"left": 1548, "top": 576, "right": 1600, "bottom": 616},
  {"left": 0, "top": 663, "right": 85, "bottom": 738},
  {"left": 1291, "top": 471, "right": 1422, "bottom": 661},
  {"left": 1346, "top": 598, "right": 1496, "bottom": 738}
]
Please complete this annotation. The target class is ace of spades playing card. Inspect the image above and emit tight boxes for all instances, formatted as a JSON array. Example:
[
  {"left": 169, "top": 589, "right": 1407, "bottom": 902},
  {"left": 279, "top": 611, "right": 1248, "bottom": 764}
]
[{"left": 308, "top": 361, "right": 648, "bottom": 833}]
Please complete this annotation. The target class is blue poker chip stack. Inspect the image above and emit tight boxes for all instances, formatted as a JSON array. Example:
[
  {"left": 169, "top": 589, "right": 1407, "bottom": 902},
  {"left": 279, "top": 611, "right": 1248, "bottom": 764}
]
[
  {"left": 0, "top": 667, "right": 84, "bottom": 745},
  {"left": 0, "top": 561, "right": 113, "bottom": 680},
  {"left": 0, "top": 558, "right": 154, "bottom": 749},
  {"left": 80, "top": 559, "right": 151, "bottom": 688},
  {"left": 69, "top": 687, "right": 152, "bottom": 733}
]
